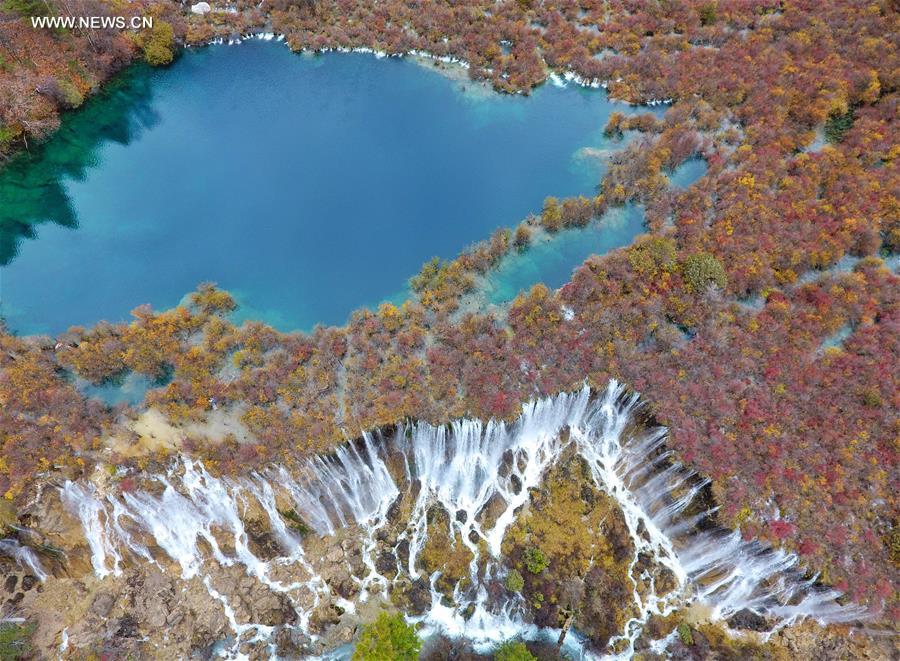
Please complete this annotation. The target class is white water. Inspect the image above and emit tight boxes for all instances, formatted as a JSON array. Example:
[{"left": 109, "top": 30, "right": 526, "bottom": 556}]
[
  {"left": 0, "top": 538, "right": 47, "bottom": 582},
  {"left": 56, "top": 382, "right": 864, "bottom": 658}
]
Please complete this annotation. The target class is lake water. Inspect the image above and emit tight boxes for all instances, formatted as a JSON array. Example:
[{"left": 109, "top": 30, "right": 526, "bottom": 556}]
[
  {"left": 0, "top": 40, "right": 660, "bottom": 335},
  {"left": 669, "top": 157, "right": 707, "bottom": 188},
  {"left": 484, "top": 203, "right": 645, "bottom": 305}
]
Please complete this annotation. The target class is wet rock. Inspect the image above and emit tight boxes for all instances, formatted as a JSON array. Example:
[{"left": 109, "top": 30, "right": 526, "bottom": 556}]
[
  {"left": 408, "top": 577, "right": 432, "bottom": 615},
  {"left": 326, "top": 545, "right": 344, "bottom": 563},
  {"left": 253, "top": 591, "right": 296, "bottom": 627},
  {"left": 4, "top": 575, "right": 17, "bottom": 592},
  {"left": 347, "top": 552, "right": 366, "bottom": 576},
  {"left": 309, "top": 603, "right": 342, "bottom": 632},
  {"left": 636, "top": 519, "right": 648, "bottom": 541},
  {"left": 396, "top": 539, "right": 410, "bottom": 567},
  {"left": 476, "top": 491, "right": 509, "bottom": 530},
  {"left": 426, "top": 504, "right": 447, "bottom": 526},
  {"left": 516, "top": 452, "right": 528, "bottom": 473},
  {"left": 635, "top": 551, "right": 653, "bottom": 574},
  {"left": 90, "top": 591, "right": 116, "bottom": 617},
  {"left": 580, "top": 482, "right": 598, "bottom": 507},
  {"left": 334, "top": 575, "right": 358, "bottom": 600},
  {"left": 510, "top": 473, "right": 523, "bottom": 495},
  {"left": 238, "top": 642, "right": 259, "bottom": 660},
  {"left": 498, "top": 449, "right": 514, "bottom": 479},
  {"left": 375, "top": 550, "right": 396, "bottom": 575},
  {"left": 20, "top": 574, "right": 38, "bottom": 591},
  {"left": 245, "top": 524, "right": 283, "bottom": 561},
  {"left": 193, "top": 638, "right": 226, "bottom": 660},
  {"left": 727, "top": 608, "right": 769, "bottom": 632},
  {"left": 115, "top": 615, "right": 140, "bottom": 639},
  {"left": 655, "top": 566, "right": 678, "bottom": 597},
  {"left": 272, "top": 624, "right": 312, "bottom": 657},
  {"left": 18, "top": 518, "right": 60, "bottom": 549}
]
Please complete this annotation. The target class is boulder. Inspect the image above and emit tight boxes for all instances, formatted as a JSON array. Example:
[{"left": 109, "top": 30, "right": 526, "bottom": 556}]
[{"left": 727, "top": 608, "right": 770, "bottom": 632}]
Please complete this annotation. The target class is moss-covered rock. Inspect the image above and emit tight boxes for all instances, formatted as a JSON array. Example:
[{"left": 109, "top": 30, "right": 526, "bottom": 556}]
[
  {"left": 418, "top": 505, "right": 474, "bottom": 597},
  {"left": 0, "top": 621, "right": 35, "bottom": 660},
  {"left": 501, "top": 453, "right": 640, "bottom": 649},
  {"left": 504, "top": 569, "right": 524, "bottom": 593},
  {"left": 0, "top": 499, "right": 16, "bottom": 532}
]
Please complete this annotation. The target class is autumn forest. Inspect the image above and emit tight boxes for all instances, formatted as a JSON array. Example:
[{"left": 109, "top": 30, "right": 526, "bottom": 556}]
[{"left": 0, "top": 0, "right": 898, "bottom": 657}]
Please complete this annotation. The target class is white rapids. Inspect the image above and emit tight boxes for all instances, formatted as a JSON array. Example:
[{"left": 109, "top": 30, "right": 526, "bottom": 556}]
[{"left": 52, "top": 381, "right": 864, "bottom": 658}]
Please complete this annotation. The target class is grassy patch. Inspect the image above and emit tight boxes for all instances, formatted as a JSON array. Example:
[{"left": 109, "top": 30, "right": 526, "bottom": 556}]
[{"left": 0, "top": 622, "right": 35, "bottom": 660}]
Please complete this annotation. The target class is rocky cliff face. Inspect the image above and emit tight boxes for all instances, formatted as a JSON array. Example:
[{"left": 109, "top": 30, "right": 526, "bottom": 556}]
[{"left": 1, "top": 384, "right": 892, "bottom": 659}]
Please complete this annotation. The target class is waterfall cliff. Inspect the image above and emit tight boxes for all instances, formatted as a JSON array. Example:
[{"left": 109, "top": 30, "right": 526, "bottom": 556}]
[{"left": 12, "top": 381, "right": 863, "bottom": 659}]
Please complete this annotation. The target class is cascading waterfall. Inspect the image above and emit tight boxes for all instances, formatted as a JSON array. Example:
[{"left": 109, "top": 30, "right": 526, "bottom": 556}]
[
  {"left": 0, "top": 537, "right": 47, "bottom": 582},
  {"left": 402, "top": 388, "right": 598, "bottom": 649},
  {"left": 52, "top": 381, "right": 865, "bottom": 658},
  {"left": 575, "top": 389, "right": 867, "bottom": 630},
  {"left": 60, "top": 460, "right": 334, "bottom": 658}
]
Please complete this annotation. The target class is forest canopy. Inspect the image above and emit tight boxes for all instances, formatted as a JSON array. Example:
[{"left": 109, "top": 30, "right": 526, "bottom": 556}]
[{"left": 0, "top": 0, "right": 897, "bottom": 628}]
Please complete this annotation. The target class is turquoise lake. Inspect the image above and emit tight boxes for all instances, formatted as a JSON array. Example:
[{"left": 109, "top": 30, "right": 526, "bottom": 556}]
[
  {"left": 0, "top": 40, "right": 665, "bottom": 336},
  {"left": 483, "top": 204, "right": 646, "bottom": 305}
]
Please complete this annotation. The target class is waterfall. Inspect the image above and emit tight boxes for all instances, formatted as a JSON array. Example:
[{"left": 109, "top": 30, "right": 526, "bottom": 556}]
[
  {"left": 0, "top": 538, "right": 47, "bottom": 582},
  {"left": 278, "top": 431, "right": 399, "bottom": 537},
  {"left": 55, "top": 381, "right": 864, "bottom": 658}
]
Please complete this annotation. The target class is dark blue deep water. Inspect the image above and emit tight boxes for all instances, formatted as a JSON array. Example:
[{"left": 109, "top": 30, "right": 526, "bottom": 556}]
[{"left": 0, "top": 41, "right": 655, "bottom": 335}]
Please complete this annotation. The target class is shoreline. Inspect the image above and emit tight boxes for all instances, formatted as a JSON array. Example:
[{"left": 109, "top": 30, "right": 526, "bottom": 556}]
[
  {"left": 0, "top": 27, "right": 675, "bottom": 171},
  {"left": 1, "top": 38, "right": 646, "bottom": 340},
  {"left": 215, "top": 32, "right": 676, "bottom": 105}
]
